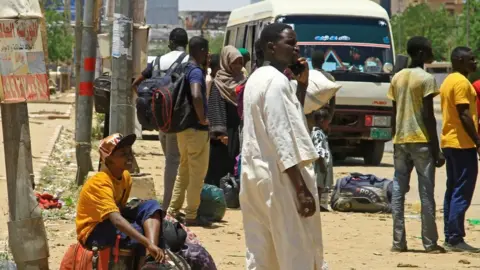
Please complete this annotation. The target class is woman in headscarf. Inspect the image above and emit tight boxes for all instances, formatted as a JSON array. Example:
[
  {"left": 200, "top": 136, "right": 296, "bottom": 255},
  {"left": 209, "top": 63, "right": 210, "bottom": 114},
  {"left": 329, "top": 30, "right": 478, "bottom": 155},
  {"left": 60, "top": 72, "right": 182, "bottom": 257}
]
[{"left": 205, "top": 45, "right": 246, "bottom": 186}]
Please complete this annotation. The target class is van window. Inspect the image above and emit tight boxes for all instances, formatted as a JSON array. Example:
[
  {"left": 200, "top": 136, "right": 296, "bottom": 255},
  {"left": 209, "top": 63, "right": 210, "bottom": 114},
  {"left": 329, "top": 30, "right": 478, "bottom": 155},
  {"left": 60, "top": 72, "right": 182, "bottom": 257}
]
[
  {"left": 235, "top": 25, "right": 247, "bottom": 48},
  {"left": 224, "top": 30, "right": 231, "bottom": 46},
  {"left": 228, "top": 28, "right": 237, "bottom": 46}
]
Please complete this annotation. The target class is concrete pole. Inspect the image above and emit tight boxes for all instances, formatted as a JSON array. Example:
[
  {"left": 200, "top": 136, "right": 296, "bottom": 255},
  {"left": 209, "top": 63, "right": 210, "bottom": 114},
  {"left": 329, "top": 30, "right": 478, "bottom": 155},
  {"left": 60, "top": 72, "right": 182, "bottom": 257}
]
[
  {"left": 132, "top": 0, "right": 147, "bottom": 139},
  {"left": 74, "top": 0, "right": 84, "bottom": 124},
  {"left": 75, "top": 0, "right": 98, "bottom": 185},
  {"left": 2, "top": 102, "right": 49, "bottom": 269},
  {"left": 109, "top": 0, "right": 134, "bottom": 136}
]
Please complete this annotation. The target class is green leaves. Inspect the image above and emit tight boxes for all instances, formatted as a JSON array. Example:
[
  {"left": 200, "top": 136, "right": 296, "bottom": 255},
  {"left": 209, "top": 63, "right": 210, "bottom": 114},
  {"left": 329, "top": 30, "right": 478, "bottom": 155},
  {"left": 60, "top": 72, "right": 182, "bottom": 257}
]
[
  {"left": 391, "top": 2, "right": 480, "bottom": 61},
  {"left": 45, "top": 1, "right": 74, "bottom": 63}
]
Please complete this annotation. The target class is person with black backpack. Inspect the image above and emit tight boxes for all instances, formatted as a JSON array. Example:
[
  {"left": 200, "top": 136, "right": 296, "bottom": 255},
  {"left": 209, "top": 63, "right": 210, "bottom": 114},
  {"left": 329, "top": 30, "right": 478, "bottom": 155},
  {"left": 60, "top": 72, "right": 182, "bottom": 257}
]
[
  {"left": 132, "top": 28, "right": 189, "bottom": 211},
  {"left": 167, "top": 37, "right": 212, "bottom": 228}
]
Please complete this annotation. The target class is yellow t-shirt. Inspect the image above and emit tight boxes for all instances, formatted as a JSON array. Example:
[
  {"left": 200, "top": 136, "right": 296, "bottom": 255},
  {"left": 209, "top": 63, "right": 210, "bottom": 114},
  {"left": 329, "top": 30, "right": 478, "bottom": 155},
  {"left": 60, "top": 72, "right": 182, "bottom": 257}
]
[
  {"left": 387, "top": 67, "right": 439, "bottom": 144},
  {"left": 440, "top": 72, "right": 478, "bottom": 149},
  {"left": 75, "top": 169, "right": 132, "bottom": 244}
]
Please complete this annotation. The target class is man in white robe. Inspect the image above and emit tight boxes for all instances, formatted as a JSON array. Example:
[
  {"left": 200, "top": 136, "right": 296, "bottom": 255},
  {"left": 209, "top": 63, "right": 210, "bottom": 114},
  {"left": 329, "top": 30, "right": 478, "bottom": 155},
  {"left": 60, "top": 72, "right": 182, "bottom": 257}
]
[{"left": 240, "top": 23, "right": 325, "bottom": 270}]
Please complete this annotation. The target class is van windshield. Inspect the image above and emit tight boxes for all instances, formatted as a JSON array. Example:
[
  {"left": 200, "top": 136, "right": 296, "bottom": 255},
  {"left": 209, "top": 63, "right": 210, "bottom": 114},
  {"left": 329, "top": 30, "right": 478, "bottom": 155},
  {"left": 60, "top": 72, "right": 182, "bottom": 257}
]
[{"left": 277, "top": 15, "right": 394, "bottom": 78}]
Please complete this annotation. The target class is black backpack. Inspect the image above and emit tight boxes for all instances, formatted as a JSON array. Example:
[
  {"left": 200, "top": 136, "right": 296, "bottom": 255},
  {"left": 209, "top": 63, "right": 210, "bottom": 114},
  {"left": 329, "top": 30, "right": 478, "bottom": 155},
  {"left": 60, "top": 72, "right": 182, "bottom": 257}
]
[{"left": 93, "top": 72, "right": 111, "bottom": 114}]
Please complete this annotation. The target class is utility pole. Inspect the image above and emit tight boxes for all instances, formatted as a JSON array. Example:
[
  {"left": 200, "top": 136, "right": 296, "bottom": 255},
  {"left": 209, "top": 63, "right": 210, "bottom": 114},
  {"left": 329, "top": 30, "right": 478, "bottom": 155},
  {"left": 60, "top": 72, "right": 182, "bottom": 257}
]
[
  {"left": 74, "top": 0, "right": 84, "bottom": 118},
  {"left": 2, "top": 102, "right": 49, "bottom": 269},
  {"left": 75, "top": 0, "right": 98, "bottom": 185},
  {"left": 109, "top": 0, "right": 134, "bottom": 136}
]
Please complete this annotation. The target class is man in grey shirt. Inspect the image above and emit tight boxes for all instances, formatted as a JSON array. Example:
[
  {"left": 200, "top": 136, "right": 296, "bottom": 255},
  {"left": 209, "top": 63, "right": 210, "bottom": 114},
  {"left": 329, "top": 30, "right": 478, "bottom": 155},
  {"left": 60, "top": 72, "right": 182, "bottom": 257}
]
[{"left": 132, "top": 28, "right": 189, "bottom": 210}]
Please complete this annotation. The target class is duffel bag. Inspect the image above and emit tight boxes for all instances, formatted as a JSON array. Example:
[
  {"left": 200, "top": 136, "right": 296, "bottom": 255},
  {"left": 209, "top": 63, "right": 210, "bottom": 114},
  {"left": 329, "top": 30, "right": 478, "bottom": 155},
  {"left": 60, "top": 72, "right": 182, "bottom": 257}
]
[
  {"left": 330, "top": 173, "right": 393, "bottom": 213},
  {"left": 177, "top": 243, "right": 217, "bottom": 270},
  {"left": 197, "top": 184, "right": 227, "bottom": 222}
]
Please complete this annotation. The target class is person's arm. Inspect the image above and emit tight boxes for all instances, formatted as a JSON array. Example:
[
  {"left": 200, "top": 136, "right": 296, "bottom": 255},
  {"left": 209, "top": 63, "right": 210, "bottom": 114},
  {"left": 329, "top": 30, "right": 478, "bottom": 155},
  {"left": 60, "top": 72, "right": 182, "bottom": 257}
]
[
  {"left": 208, "top": 84, "right": 228, "bottom": 142},
  {"left": 327, "top": 96, "right": 336, "bottom": 123},
  {"left": 132, "top": 62, "right": 154, "bottom": 91},
  {"left": 423, "top": 95, "right": 440, "bottom": 158},
  {"left": 108, "top": 212, "right": 151, "bottom": 247},
  {"left": 132, "top": 74, "right": 146, "bottom": 88},
  {"left": 316, "top": 157, "right": 327, "bottom": 173},
  {"left": 391, "top": 101, "right": 397, "bottom": 138},
  {"left": 453, "top": 81, "right": 480, "bottom": 147},
  {"left": 457, "top": 104, "right": 480, "bottom": 146},
  {"left": 293, "top": 58, "right": 309, "bottom": 106},
  {"left": 387, "top": 77, "right": 396, "bottom": 138},
  {"left": 189, "top": 68, "right": 208, "bottom": 125}
]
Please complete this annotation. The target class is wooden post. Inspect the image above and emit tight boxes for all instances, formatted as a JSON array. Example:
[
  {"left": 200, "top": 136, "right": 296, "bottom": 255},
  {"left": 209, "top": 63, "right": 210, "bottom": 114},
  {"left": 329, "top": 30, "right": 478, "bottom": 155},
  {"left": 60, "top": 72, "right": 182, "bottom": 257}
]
[{"left": 1, "top": 102, "right": 49, "bottom": 269}]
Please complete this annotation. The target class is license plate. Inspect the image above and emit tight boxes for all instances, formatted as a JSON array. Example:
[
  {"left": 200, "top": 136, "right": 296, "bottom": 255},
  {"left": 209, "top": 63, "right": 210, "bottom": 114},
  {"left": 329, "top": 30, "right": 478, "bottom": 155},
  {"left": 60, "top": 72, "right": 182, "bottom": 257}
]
[
  {"left": 372, "top": 116, "right": 391, "bottom": 127},
  {"left": 370, "top": 128, "right": 391, "bottom": 140}
]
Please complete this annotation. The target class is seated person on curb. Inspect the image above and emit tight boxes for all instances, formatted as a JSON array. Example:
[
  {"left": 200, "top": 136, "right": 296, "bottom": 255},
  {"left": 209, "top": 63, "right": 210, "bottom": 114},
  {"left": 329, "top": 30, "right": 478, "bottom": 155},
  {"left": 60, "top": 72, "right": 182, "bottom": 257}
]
[{"left": 75, "top": 133, "right": 165, "bottom": 269}]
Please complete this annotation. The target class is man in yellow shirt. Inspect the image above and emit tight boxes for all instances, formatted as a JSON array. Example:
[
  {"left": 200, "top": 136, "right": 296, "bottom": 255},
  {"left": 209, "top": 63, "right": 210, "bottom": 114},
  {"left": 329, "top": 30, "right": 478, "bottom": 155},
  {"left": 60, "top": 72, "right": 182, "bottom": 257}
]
[
  {"left": 440, "top": 46, "right": 479, "bottom": 253},
  {"left": 76, "top": 133, "right": 165, "bottom": 267},
  {"left": 387, "top": 36, "right": 445, "bottom": 254}
]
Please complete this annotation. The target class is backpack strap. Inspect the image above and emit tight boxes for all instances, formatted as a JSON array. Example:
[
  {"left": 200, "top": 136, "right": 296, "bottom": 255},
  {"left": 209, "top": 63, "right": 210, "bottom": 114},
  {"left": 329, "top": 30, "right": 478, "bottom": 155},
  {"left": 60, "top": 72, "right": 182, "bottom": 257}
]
[
  {"left": 151, "top": 56, "right": 162, "bottom": 77},
  {"left": 165, "top": 52, "right": 187, "bottom": 76}
]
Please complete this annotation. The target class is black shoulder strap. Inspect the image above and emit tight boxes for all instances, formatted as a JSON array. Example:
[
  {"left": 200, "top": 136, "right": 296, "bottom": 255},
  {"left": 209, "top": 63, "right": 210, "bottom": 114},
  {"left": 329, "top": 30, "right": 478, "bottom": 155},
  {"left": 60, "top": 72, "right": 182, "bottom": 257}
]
[{"left": 167, "top": 52, "right": 187, "bottom": 72}]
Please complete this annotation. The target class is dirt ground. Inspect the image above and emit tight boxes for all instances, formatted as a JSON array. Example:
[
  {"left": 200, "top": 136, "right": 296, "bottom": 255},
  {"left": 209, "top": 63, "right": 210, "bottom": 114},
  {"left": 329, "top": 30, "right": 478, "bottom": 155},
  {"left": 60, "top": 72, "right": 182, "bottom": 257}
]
[{"left": 2, "top": 114, "right": 479, "bottom": 269}]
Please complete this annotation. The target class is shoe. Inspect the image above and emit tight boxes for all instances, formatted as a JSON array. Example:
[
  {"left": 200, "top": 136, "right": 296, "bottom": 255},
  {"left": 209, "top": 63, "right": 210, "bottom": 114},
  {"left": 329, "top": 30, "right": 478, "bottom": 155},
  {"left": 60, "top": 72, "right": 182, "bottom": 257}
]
[
  {"left": 445, "top": 242, "right": 480, "bottom": 253},
  {"left": 391, "top": 246, "right": 408, "bottom": 253},
  {"left": 185, "top": 216, "right": 212, "bottom": 227},
  {"left": 425, "top": 245, "right": 447, "bottom": 254}
]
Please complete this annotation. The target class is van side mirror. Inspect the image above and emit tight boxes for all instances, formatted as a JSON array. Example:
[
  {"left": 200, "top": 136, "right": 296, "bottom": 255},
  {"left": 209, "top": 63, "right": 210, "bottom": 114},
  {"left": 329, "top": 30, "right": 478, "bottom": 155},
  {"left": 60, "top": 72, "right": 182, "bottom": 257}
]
[{"left": 393, "top": 54, "right": 409, "bottom": 74}]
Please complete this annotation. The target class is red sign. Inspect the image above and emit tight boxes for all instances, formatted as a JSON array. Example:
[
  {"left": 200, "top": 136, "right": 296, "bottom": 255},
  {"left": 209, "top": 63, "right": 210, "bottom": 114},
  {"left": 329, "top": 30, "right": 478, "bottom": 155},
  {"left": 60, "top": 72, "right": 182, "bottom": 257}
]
[{"left": 1, "top": 74, "right": 49, "bottom": 102}]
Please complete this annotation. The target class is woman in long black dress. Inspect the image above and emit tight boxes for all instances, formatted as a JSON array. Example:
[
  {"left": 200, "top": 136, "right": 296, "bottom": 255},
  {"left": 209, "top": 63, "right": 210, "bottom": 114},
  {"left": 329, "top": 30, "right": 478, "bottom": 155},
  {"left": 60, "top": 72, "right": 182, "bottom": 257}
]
[{"left": 205, "top": 46, "right": 246, "bottom": 186}]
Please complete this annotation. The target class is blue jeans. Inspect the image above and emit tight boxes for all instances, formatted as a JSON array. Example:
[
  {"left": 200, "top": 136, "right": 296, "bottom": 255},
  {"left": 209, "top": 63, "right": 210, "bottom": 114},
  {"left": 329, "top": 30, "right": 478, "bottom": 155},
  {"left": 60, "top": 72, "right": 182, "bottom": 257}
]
[
  {"left": 392, "top": 143, "right": 438, "bottom": 250},
  {"left": 442, "top": 148, "right": 478, "bottom": 245},
  {"left": 85, "top": 200, "right": 164, "bottom": 255}
]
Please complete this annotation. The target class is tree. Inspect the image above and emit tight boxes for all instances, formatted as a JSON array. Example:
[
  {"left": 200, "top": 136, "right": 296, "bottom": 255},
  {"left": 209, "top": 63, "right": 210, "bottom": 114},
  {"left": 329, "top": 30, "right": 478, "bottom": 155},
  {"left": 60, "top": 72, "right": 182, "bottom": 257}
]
[
  {"left": 206, "top": 33, "right": 225, "bottom": 54},
  {"left": 391, "top": 4, "right": 455, "bottom": 61},
  {"left": 391, "top": 2, "right": 480, "bottom": 63},
  {"left": 45, "top": 1, "right": 74, "bottom": 64}
]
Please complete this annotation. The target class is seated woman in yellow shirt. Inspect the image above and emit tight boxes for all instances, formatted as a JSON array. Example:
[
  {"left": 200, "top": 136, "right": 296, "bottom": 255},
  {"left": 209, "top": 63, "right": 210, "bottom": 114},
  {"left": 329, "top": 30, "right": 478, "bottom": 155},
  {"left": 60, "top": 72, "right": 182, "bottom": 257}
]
[{"left": 75, "top": 133, "right": 164, "bottom": 268}]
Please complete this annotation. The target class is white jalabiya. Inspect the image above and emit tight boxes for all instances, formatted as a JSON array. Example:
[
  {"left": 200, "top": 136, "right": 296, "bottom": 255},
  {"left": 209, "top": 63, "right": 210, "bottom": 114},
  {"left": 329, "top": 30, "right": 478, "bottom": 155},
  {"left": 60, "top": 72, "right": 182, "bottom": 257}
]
[{"left": 240, "top": 66, "right": 325, "bottom": 270}]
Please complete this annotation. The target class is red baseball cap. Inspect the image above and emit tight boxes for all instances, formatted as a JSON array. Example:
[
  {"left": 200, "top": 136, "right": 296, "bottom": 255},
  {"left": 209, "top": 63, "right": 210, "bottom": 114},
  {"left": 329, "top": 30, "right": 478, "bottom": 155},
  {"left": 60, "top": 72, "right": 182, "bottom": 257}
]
[{"left": 99, "top": 133, "right": 136, "bottom": 161}]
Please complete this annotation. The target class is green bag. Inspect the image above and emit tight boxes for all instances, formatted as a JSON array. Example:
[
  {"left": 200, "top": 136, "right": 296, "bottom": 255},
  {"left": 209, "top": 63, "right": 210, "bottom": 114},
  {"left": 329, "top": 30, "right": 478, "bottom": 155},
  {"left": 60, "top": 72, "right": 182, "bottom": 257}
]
[{"left": 197, "top": 184, "right": 227, "bottom": 222}]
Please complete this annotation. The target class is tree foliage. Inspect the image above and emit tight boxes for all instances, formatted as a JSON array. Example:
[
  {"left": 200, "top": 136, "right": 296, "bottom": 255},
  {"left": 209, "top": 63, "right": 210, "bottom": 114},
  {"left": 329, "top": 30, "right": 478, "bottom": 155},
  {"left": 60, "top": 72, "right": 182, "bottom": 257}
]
[
  {"left": 391, "top": 2, "right": 480, "bottom": 61},
  {"left": 206, "top": 33, "right": 225, "bottom": 54},
  {"left": 45, "top": 1, "right": 74, "bottom": 63}
]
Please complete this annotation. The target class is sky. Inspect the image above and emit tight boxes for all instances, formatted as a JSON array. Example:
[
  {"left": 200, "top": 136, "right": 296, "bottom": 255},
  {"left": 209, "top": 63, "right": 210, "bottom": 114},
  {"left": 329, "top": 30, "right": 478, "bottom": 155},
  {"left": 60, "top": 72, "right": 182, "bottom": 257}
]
[{"left": 179, "top": 0, "right": 253, "bottom": 12}]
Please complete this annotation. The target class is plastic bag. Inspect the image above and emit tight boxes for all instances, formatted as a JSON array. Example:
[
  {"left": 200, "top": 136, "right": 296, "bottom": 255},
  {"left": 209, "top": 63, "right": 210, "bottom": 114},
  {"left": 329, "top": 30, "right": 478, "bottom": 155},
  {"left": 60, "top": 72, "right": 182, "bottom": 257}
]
[
  {"left": 219, "top": 174, "right": 240, "bottom": 209},
  {"left": 197, "top": 184, "right": 227, "bottom": 222},
  {"left": 292, "top": 70, "right": 341, "bottom": 115}
]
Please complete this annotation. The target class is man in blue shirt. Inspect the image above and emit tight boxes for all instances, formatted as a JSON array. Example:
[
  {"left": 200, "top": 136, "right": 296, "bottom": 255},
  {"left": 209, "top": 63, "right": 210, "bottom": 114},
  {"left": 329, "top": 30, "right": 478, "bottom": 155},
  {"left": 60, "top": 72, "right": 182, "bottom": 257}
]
[
  {"left": 168, "top": 36, "right": 211, "bottom": 227},
  {"left": 132, "top": 28, "right": 189, "bottom": 212}
]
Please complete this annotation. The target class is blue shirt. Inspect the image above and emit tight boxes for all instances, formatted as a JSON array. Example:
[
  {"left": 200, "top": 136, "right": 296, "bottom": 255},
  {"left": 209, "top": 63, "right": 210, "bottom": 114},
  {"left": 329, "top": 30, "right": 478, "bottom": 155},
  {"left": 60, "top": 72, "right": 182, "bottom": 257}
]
[{"left": 186, "top": 63, "right": 208, "bottom": 131}]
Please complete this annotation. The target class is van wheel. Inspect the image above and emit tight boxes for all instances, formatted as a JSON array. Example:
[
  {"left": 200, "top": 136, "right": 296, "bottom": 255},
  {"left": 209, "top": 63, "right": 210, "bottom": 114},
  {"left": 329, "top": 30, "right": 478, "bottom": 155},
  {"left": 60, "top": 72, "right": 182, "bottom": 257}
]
[{"left": 363, "top": 141, "right": 384, "bottom": 166}]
